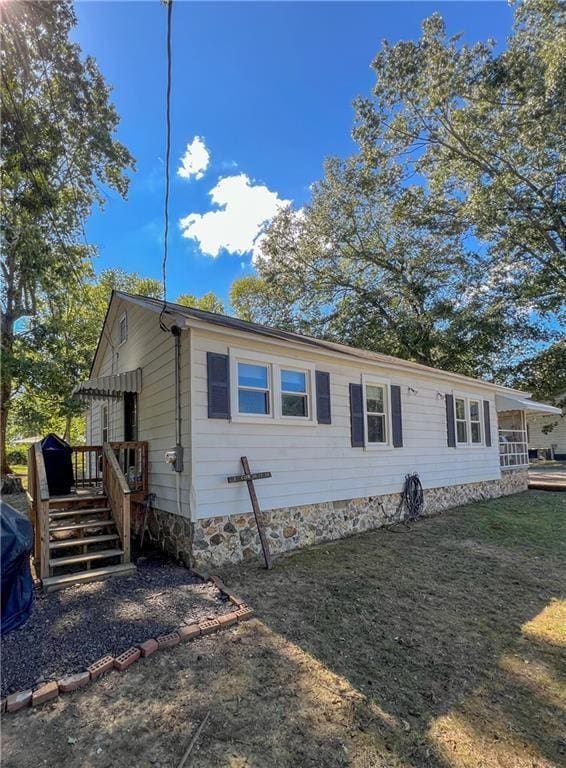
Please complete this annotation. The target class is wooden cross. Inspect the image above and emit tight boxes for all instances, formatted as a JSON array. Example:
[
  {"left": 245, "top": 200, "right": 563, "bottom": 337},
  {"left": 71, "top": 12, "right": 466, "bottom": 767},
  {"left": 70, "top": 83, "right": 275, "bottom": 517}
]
[{"left": 227, "top": 456, "right": 273, "bottom": 569}]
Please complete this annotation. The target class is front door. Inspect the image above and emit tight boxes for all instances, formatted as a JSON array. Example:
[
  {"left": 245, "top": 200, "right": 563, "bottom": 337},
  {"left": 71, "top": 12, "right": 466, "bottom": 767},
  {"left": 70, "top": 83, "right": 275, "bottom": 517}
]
[
  {"left": 124, "top": 392, "right": 138, "bottom": 441},
  {"left": 123, "top": 393, "right": 138, "bottom": 475}
]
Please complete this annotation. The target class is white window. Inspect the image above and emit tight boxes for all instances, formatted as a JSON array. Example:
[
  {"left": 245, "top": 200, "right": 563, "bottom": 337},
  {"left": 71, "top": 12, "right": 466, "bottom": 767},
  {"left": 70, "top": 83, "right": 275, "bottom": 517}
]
[
  {"left": 362, "top": 376, "right": 391, "bottom": 448},
  {"left": 280, "top": 368, "right": 308, "bottom": 418},
  {"left": 366, "top": 383, "right": 387, "bottom": 444},
  {"left": 237, "top": 362, "right": 270, "bottom": 415},
  {"left": 469, "top": 400, "right": 482, "bottom": 444},
  {"left": 455, "top": 397, "right": 468, "bottom": 444},
  {"left": 102, "top": 405, "right": 109, "bottom": 443},
  {"left": 229, "top": 348, "right": 316, "bottom": 424},
  {"left": 118, "top": 313, "right": 127, "bottom": 345},
  {"left": 453, "top": 395, "right": 484, "bottom": 446}
]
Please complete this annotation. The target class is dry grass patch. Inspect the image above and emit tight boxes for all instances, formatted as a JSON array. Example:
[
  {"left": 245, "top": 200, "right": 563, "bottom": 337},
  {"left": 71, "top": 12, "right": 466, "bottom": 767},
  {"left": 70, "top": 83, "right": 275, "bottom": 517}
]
[{"left": 1, "top": 490, "right": 564, "bottom": 767}]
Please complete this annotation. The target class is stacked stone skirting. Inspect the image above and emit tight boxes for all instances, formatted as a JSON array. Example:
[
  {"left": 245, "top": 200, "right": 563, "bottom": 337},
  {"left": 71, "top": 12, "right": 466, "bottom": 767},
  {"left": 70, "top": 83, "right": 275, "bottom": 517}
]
[
  {"left": 1, "top": 575, "right": 252, "bottom": 715},
  {"left": 139, "top": 504, "right": 193, "bottom": 567},
  {"left": 191, "top": 469, "right": 529, "bottom": 568}
]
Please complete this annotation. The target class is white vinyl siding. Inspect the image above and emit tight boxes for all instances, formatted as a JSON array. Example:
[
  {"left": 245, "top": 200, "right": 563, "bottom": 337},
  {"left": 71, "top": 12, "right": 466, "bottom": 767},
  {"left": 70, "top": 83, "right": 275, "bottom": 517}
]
[
  {"left": 86, "top": 298, "right": 191, "bottom": 518},
  {"left": 191, "top": 328, "right": 501, "bottom": 520},
  {"left": 527, "top": 411, "right": 566, "bottom": 456}
]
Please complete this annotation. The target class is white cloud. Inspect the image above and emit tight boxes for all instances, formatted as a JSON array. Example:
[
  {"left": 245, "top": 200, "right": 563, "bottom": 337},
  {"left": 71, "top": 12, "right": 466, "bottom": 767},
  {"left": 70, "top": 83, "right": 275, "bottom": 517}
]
[
  {"left": 177, "top": 136, "right": 210, "bottom": 180},
  {"left": 179, "top": 173, "right": 290, "bottom": 258}
]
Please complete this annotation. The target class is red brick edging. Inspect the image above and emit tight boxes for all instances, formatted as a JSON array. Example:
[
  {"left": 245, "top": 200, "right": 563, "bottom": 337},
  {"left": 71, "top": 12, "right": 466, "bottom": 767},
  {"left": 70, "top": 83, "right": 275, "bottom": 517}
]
[{"left": 1, "top": 573, "right": 253, "bottom": 715}]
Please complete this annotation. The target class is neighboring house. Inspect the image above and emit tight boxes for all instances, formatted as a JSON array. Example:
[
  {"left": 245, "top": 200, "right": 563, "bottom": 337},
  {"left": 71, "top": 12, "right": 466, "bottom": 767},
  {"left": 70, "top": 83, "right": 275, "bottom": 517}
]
[
  {"left": 75, "top": 292, "right": 560, "bottom": 568},
  {"left": 527, "top": 396, "right": 566, "bottom": 460}
]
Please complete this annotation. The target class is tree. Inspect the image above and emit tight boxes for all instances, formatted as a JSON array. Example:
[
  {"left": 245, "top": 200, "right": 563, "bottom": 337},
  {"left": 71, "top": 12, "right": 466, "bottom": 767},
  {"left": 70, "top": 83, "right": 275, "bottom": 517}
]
[
  {"left": 9, "top": 269, "right": 162, "bottom": 446},
  {"left": 176, "top": 292, "right": 225, "bottom": 314},
  {"left": 256, "top": 153, "right": 544, "bottom": 377},
  {"left": 353, "top": 0, "right": 565, "bottom": 314},
  {"left": 229, "top": 276, "right": 283, "bottom": 324},
  {"left": 1, "top": 1, "right": 134, "bottom": 473},
  {"left": 508, "top": 341, "right": 566, "bottom": 406}
]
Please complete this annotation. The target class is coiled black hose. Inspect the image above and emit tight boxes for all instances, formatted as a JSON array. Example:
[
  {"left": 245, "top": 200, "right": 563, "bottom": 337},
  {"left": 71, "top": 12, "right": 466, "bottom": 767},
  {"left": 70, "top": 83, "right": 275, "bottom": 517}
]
[{"left": 401, "top": 472, "right": 424, "bottom": 522}]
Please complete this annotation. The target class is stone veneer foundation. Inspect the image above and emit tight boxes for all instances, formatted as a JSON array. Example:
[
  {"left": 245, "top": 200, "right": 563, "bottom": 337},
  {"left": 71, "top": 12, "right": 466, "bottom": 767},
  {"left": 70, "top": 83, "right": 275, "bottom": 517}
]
[
  {"left": 138, "top": 469, "right": 528, "bottom": 569},
  {"left": 190, "top": 468, "right": 528, "bottom": 568},
  {"left": 138, "top": 504, "right": 194, "bottom": 567}
]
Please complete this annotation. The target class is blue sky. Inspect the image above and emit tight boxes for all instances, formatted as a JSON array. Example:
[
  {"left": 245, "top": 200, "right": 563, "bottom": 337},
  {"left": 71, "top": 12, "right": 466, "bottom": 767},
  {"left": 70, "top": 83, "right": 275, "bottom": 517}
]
[{"left": 73, "top": 1, "right": 514, "bottom": 305}]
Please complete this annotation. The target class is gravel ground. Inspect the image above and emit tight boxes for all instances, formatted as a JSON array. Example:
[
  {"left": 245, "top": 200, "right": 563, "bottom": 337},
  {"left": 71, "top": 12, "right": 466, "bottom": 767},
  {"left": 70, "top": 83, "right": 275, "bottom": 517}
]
[{"left": 1, "top": 557, "right": 232, "bottom": 696}]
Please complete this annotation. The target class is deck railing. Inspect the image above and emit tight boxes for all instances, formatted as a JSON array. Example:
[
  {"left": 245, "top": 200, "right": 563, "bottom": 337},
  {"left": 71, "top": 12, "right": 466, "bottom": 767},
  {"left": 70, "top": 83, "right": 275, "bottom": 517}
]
[
  {"left": 71, "top": 445, "right": 103, "bottom": 488},
  {"left": 499, "top": 428, "right": 529, "bottom": 469},
  {"left": 110, "top": 441, "right": 148, "bottom": 495},
  {"left": 28, "top": 440, "right": 148, "bottom": 580},
  {"left": 102, "top": 443, "right": 132, "bottom": 563},
  {"left": 27, "top": 442, "right": 51, "bottom": 579}
]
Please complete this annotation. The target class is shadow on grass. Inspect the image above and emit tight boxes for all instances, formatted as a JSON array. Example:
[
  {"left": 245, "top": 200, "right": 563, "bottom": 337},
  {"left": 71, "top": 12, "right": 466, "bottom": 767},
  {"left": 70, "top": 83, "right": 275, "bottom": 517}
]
[
  {"left": 216, "top": 491, "right": 566, "bottom": 767},
  {"left": 1, "top": 492, "right": 564, "bottom": 768}
]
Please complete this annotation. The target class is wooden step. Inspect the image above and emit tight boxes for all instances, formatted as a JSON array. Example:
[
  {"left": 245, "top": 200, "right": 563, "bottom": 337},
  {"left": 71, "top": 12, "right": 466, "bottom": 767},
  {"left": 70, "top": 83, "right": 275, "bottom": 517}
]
[
  {"left": 42, "top": 563, "right": 137, "bottom": 592},
  {"left": 49, "top": 533, "right": 119, "bottom": 550},
  {"left": 49, "top": 548, "right": 124, "bottom": 568},
  {"left": 49, "top": 495, "right": 107, "bottom": 510},
  {"left": 49, "top": 519, "right": 116, "bottom": 534},
  {"left": 50, "top": 507, "right": 111, "bottom": 520}
]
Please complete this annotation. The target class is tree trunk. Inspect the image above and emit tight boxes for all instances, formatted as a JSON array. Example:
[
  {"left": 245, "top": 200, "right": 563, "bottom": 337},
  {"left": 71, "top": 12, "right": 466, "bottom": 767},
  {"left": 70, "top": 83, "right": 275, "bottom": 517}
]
[
  {"left": 0, "top": 313, "right": 14, "bottom": 476},
  {"left": 63, "top": 413, "right": 72, "bottom": 443}
]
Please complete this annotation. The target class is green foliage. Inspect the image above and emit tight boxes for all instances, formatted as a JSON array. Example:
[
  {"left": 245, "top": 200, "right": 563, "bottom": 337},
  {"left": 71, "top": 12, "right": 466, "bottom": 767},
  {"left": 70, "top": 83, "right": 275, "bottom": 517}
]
[
  {"left": 228, "top": 276, "right": 284, "bottom": 325},
  {"left": 257, "top": 156, "right": 545, "bottom": 378},
  {"left": 9, "top": 268, "right": 161, "bottom": 444},
  {"left": 176, "top": 292, "right": 225, "bottom": 314},
  {"left": 508, "top": 341, "right": 566, "bottom": 406},
  {"left": 353, "top": 0, "right": 565, "bottom": 313},
  {"left": 252, "top": 0, "right": 563, "bottom": 379},
  {"left": 5, "top": 447, "right": 28, "bottom": 466},
  {"left": 1, "top": 1, "right": 135, "bottom": 471}
]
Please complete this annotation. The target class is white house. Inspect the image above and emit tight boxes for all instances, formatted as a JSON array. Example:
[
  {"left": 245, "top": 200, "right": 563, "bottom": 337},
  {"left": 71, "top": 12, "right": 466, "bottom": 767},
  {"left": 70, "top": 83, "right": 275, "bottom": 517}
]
[
  {"left": 526, "top": 395, "right": 566, "bottom": 460},
  {"left": 75, "top": 291, "right": 560, "bottom": 568}
]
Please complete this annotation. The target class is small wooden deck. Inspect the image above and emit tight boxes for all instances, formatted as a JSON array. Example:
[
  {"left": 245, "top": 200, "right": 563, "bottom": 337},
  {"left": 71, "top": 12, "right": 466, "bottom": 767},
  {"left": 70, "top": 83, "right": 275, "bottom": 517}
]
[{"left": 28, "top": 441, "right": 148, "bottom": 590}]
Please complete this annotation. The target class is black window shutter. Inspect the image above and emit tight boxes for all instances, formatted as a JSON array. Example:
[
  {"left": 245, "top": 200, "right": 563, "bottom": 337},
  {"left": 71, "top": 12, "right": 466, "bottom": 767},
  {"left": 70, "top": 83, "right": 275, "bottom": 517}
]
[
  {"left": 315, "top": 371, "right": 331, "bottom": 424},
  {"left": 445, "top": 393, "right": 456, "bottom": 447},
  {"left": 483, "top": 400, "right": 492, "bottom": 446},
  {"left": 207, "top": 352, "right": 230, "bottom": 419},
  {"left": 391, "top": 385, "right": 403, "bottom": 447},
  {"left": 350, "top": 383, "right": 364, "bottom": 447}
]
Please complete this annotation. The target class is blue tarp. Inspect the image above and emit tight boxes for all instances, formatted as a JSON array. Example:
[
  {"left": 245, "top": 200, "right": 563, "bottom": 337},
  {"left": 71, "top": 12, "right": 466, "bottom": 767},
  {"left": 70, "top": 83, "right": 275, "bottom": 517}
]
[{"left": 1, "top": 500, "right": 33, "bottom": 635}]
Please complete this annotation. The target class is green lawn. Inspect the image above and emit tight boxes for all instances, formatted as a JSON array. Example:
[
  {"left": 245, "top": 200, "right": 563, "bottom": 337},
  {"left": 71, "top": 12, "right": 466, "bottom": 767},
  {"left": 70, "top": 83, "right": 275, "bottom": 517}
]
[{"left": 2, "top": 490, "right": 564, "bottom": 768}]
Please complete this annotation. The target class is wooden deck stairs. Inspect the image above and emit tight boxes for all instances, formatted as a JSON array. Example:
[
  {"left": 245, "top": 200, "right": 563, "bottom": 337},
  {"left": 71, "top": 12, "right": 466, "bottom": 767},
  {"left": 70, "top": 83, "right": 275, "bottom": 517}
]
[
  {"left": 28, "top": 441, "right": 147, "bottom": 592},
  {"left": 43, "top": 491, "right": 135, "bottom": 592}
]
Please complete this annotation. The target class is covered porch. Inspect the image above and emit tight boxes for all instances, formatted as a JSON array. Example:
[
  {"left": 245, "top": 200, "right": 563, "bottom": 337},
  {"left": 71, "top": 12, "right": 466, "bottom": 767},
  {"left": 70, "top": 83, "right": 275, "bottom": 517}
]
[{"left": 495, "top": 394, "right": 561, "bottom": 471}]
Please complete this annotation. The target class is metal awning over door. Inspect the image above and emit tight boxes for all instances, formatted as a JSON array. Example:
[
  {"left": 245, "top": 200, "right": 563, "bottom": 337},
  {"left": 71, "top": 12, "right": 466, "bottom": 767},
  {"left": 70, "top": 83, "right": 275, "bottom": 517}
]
[{"left": 73, "top": 368, "right": 142, "bottom": 402}]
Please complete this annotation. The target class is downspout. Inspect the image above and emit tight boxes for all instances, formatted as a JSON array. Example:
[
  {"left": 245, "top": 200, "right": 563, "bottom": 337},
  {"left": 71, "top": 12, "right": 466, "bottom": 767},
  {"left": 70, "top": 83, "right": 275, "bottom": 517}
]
[{"left": 171, "top": 326, "right": 183, "bottom": 520}]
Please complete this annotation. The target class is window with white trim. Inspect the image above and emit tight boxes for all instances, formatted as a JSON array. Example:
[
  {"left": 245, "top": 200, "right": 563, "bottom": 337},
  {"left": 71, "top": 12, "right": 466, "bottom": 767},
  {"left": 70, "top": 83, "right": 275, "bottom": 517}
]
[
  {"left": 469, "top": 399, "right": 482, "bottom": 444},
  {"left": 102, "top": 405, "right": 109, "bottom": 443},
  {"left": 365, "top": 381, "right": 388, "bottom": 444},
  {"left": 455, "top": 397, "right": 468, "bottom": 444},
  {"left": 229, "top": 348, "right": 316, "bottom": 424},
  {"left": 237, "top": 362, "right": 270, "bottom": 415},
  {"left": 280, "top": 368, "right": 308, "bottom": 418},
  {"left": 118, "top": 313, "right": 128, "bottom": 345}
]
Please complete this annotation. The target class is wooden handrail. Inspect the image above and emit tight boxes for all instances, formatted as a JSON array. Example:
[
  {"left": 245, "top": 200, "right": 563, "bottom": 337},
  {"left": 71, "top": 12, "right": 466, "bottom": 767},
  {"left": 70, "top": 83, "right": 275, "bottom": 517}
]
[
  {"left": 34, "top": 442, "right": 50, "bottom": 501},
  {"left": 102, "top": 443, "right": 131, "bottom": 563},
  {"left": 29, "top": 442, "right": 50, "bottom": 579},
  {"left": 103, "top": 444, "right": 131, "bottom": 495}
]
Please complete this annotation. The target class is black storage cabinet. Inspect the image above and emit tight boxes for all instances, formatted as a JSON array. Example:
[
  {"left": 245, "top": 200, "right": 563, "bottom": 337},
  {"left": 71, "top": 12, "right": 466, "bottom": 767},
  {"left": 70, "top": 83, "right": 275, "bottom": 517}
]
[{"left": 41, "top": 433, "right": 74, "bottom": 496}]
